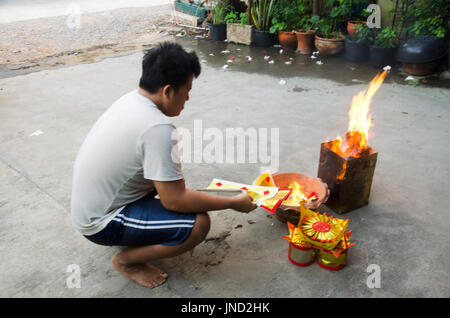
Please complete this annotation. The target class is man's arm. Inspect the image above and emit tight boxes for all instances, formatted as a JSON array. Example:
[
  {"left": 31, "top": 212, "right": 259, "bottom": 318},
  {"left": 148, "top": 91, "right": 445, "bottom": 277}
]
[{"left": 153, "top": 179, "right": 256, "bottom": 213}]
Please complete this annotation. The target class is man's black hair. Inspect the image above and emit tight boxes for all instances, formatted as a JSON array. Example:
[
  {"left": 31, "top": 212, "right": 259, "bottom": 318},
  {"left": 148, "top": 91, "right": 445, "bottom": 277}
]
[{"left": 139, "top": 42, "right": 201, "bottom": 94}]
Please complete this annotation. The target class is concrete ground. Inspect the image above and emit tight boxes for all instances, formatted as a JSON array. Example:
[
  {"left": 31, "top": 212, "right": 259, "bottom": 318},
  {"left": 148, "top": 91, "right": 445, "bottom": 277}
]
[{"left": 0, "top": 35, "right": 449, "bottom": 297}]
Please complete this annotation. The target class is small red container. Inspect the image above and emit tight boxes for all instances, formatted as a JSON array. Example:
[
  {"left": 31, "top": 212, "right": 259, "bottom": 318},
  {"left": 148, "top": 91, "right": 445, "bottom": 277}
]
[
  {"left": 316, "top": 249, "right": 347, "bottom": 271},
  {"left": 288, "top": 243, "right": 315, "bottom": 267}
]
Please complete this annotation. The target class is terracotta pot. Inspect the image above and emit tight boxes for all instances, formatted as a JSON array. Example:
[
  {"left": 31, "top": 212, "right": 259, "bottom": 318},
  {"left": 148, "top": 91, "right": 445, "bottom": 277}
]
[
  {"left": 278, "top": 30, "right": 297, "bottom": 50},
  {"left": 295, "top": 30, "right": 315, "bottom": 55},
  {"left": 314, "top": 34, "right": 344, "bottom": 56},
  {"left": 402, "top": 60, "right": 441, "bottom": 76},
  {"left": 347, "top": 20, "right": 366, "bottom": 36},
  {"left": 272, "top": 172, "right": 329, "bottom": 224}
]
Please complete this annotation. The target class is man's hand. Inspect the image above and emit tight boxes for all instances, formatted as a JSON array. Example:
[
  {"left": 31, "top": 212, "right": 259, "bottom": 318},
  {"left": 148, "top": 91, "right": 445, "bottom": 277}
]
[
  {"left": 231, "top": 193, "right": 257, "bottom": 213},
  {"left": 153, "top": 179, "right": 257, "bottom": 213}
]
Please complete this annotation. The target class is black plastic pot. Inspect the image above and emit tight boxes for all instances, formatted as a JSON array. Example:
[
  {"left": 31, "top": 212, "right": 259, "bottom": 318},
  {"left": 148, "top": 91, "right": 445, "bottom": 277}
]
[
  {"left": 208, "top": 22, "right": 227, "bottom": 41},
  {"left": 369, "top": 45, "right": 397, "bottom": 68},
  {"left": 253, "top": 30, "right": 275, "bottom": 47},
  {"left": 345, "top": 38, "right": 369, "bottom": 62},
  {"left": 397, "top": 35, "right": 447, "bottom": 63},
  {"left": 336, "top": 20, "right": 348, "bottom": 35}
]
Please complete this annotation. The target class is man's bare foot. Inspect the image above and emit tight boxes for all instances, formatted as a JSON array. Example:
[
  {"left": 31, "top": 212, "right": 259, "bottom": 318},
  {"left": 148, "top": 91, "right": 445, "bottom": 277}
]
[{"left": 111, "top": 257, "right": 168, "bottom": 288}]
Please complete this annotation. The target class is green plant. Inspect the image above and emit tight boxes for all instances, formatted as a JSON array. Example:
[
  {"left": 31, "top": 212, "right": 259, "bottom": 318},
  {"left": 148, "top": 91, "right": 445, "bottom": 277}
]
[
  {"left": 327, "top": 0, "right": 353, "bottom": 22},
  {"left": 224, "top": 10, "right": 238, "bottom": 23},
  {"left": 250, "top": 0, "right": 275, "bottom": 31},
  {"left": 388, "top": 0, "right": 449, "bottom": 40},
  {"left": 208, "top": 0, "right": 230, "bottom": 24},
  {"left": 311, "top": 15, "right": 342, "bottom": 39},
  {"left": 296, "top": 15, "right": 313, "bottom": 32},
  {"left": 239, "top": 12, "right": 248, "bottom": 26},
  {"left": 269, "top": 0, "right": 299, "bottom": 33},
  {"left": 225, "top": 10, "right": 250, "bottom": 27},
  {"left": 373, "top": 27, "right": 397, "bottom": 48},
  {"left": 269, "top": 19, "right": 288, "bottom": 33},
  {"left": 348, "top": 23, "right": 373, "bottom": 43},
  {"left": 409, "top": 0, "right": 450, "bottom": 38}
]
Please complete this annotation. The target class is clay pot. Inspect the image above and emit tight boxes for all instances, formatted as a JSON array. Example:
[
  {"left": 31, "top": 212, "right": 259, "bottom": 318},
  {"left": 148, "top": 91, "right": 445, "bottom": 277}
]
[
  {"left": 278, "top": 30, "right": 297, "bottom": 50},
  {"left": 295, "top": 30, "right": 315, "bottom": 55},
  {"left": 272, "top": 172, "right": 329, "bottom": 224},
  {"left": 401, "top": 61, "right": 441, "bottom": 76},
  {"left": 314, "top": 34, "right": 344, "bottom": 56},
  {"left": 347, "top": 20, "right": 366, "bottom": 36},
  {"left": 396, "top": 35, "right": 447, "bottom": 75}
]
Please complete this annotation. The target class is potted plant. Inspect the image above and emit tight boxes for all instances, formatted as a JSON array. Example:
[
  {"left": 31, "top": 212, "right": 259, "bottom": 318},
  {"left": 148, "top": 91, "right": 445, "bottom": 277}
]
[
  {"left": 325, "top": 0, "right": 352, "bottom": 35},
  {"left": 346, "top": 0, "right": 371, "bottom": 35},
  {"left": 250, "top": 0, "right": 276, "bottom": 47},
  {"left": 345, "top": 23, "right": 372, "bottom": 62},
  {"left": 225, "top": 10, "right": 254, "bottom": 45},
  {"left": 369, "top": 27, "right": 397, "bottom": 68},
  {"left": 269, "top": 0, "right": 299, "bottom": 50},
  {"left": 347, "top": 20, "right": 366, "bottom": 36},
  {"left": 206, "top": 0, "right": 229, "bottom": 41},
  {"left": 312, "top": 15, "right": 345, "bottom": 56},
  {"left": 295, "top": 15, "right": 316, "bottom": 55}
]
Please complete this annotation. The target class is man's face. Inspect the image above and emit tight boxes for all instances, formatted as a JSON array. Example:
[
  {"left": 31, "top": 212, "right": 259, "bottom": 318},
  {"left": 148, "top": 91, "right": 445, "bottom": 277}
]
[{"left": 163, "top": 75, "right": 193, "bottom": 117}]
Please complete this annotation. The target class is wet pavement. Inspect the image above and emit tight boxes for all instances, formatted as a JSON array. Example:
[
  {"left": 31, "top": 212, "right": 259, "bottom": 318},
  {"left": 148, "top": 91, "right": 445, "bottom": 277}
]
[{"left": 1, "top": 30, "right": 450, "bottom": 298}]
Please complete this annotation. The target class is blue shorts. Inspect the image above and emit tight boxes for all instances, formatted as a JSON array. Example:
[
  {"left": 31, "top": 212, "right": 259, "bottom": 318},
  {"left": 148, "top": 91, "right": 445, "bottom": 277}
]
[{"left": 84, "top": 192, "right": 197, "bottom": 247}]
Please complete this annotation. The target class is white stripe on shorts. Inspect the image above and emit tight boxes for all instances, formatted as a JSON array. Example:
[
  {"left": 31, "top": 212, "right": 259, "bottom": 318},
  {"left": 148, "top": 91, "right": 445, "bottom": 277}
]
[
  {"left": 114, "top": 213, "right": 195, "bottom": 225},
  {"left": 112, "top": 218, "right": 194, "bottom": 230}
]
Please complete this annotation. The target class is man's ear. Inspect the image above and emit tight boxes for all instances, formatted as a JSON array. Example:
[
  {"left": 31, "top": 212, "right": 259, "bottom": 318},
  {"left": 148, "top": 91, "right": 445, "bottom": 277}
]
[{"left": 162, "top": 84, "right": 173, "bottom": 98}]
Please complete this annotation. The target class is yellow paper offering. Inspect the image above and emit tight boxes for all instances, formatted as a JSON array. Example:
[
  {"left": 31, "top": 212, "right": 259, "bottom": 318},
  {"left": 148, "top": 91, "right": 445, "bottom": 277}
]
[
  {"left": 252, "top": 172, "right": 275, "bottom": 187},
  {"left": 206, "top": 178, "right": 291, "bottom": 213},
  {"left": 282, "top": 222, "right": 311, "bottom": 248},
  {"left": 207, "top": 178, "right": 278, "bottom": 204},
  {"left": 297, "top": 205, "right": 349, "bottom": 250}
]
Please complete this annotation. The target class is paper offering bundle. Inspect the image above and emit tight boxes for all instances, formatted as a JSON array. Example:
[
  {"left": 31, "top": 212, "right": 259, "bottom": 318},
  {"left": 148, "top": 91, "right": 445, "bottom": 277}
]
[
  {"left": 282, "top": 205, "right": 354, "bottom": 270},
  {"left": 205, "top": 178, "right": 292, "bottom": 213}
]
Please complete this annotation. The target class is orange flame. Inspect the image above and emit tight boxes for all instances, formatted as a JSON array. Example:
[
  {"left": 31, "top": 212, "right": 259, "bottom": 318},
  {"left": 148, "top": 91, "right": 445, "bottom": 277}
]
[
  {"left": 284, "top": 181, "right": 316, "bottom": 206},
  {"left": 329, "top": 71, "right": 387, "bottom": 158}
]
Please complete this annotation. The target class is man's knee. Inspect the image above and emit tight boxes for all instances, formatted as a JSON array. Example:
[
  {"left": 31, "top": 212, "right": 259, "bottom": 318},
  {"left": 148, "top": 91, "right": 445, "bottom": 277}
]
[{"left": 193, "top": 212, "right": 210, "bottom": 242}]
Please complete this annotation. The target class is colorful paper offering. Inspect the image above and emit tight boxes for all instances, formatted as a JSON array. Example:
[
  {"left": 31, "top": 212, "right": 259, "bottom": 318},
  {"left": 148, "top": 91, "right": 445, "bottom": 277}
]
[
  {"left": 283, "top": 222, "right": 315, "bottom": 266},
  {"left": 282, "top": 205, "right": 354, "bottom": 271},
  {"left": 252, "top": 172, "right": 275, "bottom": 187},
  {"left": 298, "top": 205, "right": 348, "bottom": 251},
  {"left": 206, "top": 178, "right": 291, "bottom": 213}
]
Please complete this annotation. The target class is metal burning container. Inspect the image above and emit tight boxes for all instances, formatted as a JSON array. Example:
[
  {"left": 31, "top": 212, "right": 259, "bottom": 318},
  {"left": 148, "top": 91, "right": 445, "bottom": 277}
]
[
  {"left": 318, "top": 141, "right": 377, "bottom": 214},
  {"left": 318, "top": 70, "right": 387, "bottom": 214}
]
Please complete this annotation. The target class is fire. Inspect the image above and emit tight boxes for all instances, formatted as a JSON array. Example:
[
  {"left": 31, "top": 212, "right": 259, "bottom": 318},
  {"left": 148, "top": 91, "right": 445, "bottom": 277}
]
[
  {"left": 284, "top": 181, "right": 317, "bottom": 206},
  {"left": 330, "top": 71, "right": 387, "bottom": 158}
]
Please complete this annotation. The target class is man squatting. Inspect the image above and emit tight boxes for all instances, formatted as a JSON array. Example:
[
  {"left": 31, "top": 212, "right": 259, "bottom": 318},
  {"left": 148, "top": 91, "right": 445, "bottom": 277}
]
[{"left": 71, "top": 42, "right": 256, "bottom": 288}]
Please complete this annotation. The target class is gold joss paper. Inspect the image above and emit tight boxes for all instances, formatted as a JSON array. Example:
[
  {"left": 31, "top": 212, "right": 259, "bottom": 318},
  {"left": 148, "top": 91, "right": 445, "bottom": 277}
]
[
  {"left": 283, "top": 205, "right": 354, "bottom": 271},
  {"left": 298, "top": 205, "right": 349, "bottom": 250}
]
